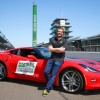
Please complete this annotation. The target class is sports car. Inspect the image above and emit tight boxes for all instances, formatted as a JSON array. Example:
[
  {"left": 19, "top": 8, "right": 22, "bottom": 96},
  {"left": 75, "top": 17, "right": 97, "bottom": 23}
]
[{"left": 0, "top": 47, "right": 100, "bottom": 93}]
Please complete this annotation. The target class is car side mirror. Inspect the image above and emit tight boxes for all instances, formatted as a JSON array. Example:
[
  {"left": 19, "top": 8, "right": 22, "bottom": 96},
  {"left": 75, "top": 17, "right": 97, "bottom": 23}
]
[
  {"left": 27, "top": 55, "right": 37, "bottom": 61},
  {"left": 8, "top": 53, "right": 12, "bottom": 57}
]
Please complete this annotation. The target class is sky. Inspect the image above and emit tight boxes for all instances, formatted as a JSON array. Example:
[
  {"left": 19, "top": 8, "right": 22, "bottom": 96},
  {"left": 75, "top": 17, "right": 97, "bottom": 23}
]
[{"left": 0, "top": 0, "right": 100, "bottom": 47}]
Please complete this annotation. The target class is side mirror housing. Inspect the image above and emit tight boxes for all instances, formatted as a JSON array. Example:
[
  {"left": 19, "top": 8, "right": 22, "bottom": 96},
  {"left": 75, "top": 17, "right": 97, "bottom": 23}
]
[{"left": 27, "top": 55, "right": 37, "bottom": 61}]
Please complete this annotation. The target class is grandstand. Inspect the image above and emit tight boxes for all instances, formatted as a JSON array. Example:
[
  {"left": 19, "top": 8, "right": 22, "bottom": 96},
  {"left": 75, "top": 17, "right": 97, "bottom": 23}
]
[
  {"left": 0, "top": 31, "right": 14, "bottom": 51},
  {"left": 67, "top": 34, "right": 100, "bottom": 52}
]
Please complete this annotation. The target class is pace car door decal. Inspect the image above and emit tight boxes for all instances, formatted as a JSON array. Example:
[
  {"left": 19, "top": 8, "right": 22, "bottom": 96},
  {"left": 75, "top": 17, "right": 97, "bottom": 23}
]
[{"left": 15, "top": 61, "right": 37, "bottom": 75}]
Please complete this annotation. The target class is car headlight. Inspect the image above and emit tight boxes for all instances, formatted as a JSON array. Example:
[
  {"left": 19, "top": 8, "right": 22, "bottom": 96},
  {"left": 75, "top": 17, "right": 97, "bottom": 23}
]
[{"left": 79, "top": 64, "right": 99, "bottom": 72}]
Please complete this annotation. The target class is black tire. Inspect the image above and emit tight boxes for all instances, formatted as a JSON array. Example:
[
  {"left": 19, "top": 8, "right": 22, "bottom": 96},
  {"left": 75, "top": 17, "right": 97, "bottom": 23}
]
[
  {"left": 0, "top": 63, "right": 7, "bottom": 81},
  {"left": 60, "top": 69, "right": 84, "bottom": 93}
]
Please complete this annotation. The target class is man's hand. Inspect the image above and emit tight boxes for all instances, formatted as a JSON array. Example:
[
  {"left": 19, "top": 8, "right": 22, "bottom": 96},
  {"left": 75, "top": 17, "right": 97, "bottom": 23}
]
[{"left": 59, "top": 46, "right": 65, "bottom": 52}]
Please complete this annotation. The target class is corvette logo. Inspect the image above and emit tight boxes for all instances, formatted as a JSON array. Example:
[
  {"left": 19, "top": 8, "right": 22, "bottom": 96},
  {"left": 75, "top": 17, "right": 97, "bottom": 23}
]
[{"left": 16, "top": 61, "right": 37, "bottom": 75}]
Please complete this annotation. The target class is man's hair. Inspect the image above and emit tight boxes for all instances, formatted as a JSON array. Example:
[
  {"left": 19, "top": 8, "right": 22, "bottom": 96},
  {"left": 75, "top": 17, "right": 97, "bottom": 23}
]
[{"left": 57, "top": 27, "right": 64, "bottom": 32}]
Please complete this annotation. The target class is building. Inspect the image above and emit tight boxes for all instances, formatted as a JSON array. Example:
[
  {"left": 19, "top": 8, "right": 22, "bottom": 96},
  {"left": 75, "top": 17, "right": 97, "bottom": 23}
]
[
  {"left": 66, "top": 34, "right": 100, "bottom": 52},
  {"left": 67, "top": 37, "right": 82, "bottom": 51},
  {"left": 50, "top": 18, "right": 72, "bottom": 39},
  {"left": 81, "top": 34, "right": 100, "bottom": 52}
]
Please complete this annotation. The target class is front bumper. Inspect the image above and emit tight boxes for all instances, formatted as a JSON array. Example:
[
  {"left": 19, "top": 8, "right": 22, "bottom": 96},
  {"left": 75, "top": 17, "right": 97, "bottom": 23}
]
[{"left": 84, "top": 70, "right": 100, "bottom": 90}]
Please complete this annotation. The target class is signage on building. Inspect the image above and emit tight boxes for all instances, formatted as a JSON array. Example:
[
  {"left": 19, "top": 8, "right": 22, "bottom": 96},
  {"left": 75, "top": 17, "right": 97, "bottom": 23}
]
[{"left": 33, "top": 4, "right": 37, "bottom": 47}]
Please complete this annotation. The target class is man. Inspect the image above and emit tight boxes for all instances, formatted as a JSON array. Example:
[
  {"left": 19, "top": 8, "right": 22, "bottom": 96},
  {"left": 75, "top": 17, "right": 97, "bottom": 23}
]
[{"left": 42, "top": 27, "right": 67, "bottom": 96}]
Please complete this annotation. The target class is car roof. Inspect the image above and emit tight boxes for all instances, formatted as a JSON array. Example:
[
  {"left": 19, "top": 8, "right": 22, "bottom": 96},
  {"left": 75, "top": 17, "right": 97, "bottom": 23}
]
[{"left": 7, "top": 47, "right": 47, "bottom": 51}]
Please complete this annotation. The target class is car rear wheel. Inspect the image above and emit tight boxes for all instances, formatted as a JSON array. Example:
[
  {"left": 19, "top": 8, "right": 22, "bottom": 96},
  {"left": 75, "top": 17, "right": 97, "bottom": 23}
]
[
  {"left": 0, "top": 63, "right": 7, "bottom": 81},
  {"left": 60, "top": 69, "right": 84, "bottom": 93}
]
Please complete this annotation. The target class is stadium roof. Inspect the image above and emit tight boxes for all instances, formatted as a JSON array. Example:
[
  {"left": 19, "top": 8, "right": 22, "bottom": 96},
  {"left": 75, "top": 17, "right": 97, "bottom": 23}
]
[
  {"left": 0, "top": 31, "right": 14, "bottom": 50},
  {"left": 87, "top": 34, "right": 100, "bottom": 40}
]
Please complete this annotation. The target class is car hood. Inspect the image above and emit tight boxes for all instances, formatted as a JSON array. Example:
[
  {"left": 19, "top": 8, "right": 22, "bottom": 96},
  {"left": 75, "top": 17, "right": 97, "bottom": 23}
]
[{"left": 65, "top": 57, "right": 100, "bottom": 71}]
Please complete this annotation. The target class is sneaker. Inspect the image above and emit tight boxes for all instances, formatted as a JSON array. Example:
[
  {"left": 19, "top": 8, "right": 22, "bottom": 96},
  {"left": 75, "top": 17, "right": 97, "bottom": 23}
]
[{"left": 42, "top": 89, "right": 49, "bottom": 96}]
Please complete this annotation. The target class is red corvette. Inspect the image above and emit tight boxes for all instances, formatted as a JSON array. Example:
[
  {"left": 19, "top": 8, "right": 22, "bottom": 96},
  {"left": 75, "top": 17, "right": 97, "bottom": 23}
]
[{"left": 0, "top": 47, "right": 100, "bottom": 93}]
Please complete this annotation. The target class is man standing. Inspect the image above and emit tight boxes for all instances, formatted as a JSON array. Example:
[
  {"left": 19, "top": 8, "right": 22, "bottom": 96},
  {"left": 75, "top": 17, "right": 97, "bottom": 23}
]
[{"left": 42, "top": 27, "right": 67, "bottom": 96}]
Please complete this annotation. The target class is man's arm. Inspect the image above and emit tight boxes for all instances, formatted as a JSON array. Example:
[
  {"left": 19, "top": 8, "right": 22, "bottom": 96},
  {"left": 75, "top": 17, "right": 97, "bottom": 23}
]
[{"left": 48, "top": 45, "right": 65, "bottom": 53}]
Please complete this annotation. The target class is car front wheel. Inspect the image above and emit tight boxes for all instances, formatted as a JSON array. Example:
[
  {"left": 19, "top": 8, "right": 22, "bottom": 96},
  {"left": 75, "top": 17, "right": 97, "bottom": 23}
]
[
  {"left": 0, "top": 63, "right": 7, "bottom": 81},
  {"left": 60, "top": 69, "right": 84, "bottom": 93}
]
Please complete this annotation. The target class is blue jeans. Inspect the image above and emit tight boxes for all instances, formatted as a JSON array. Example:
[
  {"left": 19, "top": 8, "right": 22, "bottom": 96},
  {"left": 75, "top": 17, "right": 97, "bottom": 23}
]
[{"left": 44, "top": 59, "right": 63, "bottom": 91}]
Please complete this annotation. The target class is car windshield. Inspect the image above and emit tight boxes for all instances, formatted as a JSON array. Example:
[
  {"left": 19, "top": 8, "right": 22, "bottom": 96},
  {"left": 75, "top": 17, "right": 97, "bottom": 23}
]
[{"left": 34, "top": 47, "right": 51, "bottom": 59}]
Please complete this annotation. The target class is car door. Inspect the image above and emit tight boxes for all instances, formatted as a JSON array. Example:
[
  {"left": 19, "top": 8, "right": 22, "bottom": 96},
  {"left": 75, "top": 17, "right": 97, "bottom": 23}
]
[
  {"left": 6, "top": 48, "right": 46, "bottom": 81},
  {"left": 5, "top": 48, "right": 48, "bottom": 82}
]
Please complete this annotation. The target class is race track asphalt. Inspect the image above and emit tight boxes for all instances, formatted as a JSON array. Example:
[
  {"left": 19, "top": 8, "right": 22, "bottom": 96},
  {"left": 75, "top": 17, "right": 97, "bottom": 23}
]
[{"left": 0, "top": 79, "right": 100, "bottom": 100}]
